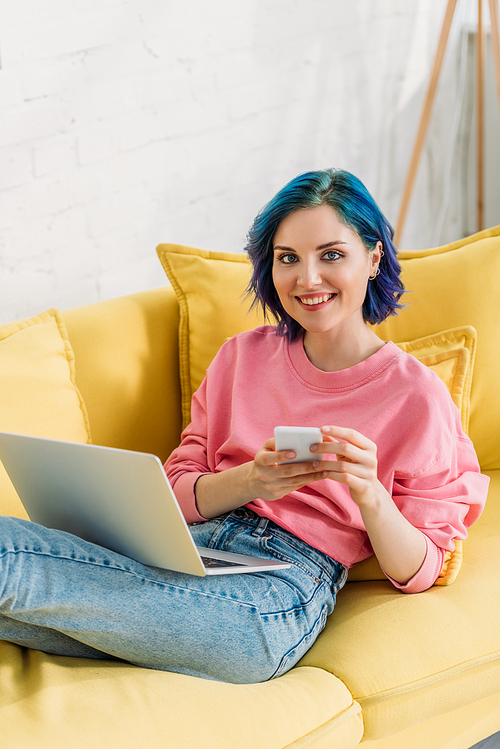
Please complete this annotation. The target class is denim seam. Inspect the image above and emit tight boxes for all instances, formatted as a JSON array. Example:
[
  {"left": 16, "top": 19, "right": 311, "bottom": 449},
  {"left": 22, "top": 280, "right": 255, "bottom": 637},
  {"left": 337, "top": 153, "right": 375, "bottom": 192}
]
[
  {"left": 260, "top": 579, "right": 330, "bottom": 618},
  {"left": 271, "top": 607, "right": 329, "bottom": 679},
  {"left": 260, "top": 535, "right": 342, "bottom": 586},
  {"left": 256, "top": 523, "right": 344, "bottom": 582},
  {"left": 261, "top": 543, "right": 322, "bottom": 583},
  {"left": 0, "top": 549, "right": 260, "bottom": 607}
]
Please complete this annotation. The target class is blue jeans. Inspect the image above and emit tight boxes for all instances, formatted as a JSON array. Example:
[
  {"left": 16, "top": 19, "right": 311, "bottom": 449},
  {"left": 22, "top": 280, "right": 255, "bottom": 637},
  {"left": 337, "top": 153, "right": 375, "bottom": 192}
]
[{"left": 0, "top": 509, "right": 347, "bottom": 683}]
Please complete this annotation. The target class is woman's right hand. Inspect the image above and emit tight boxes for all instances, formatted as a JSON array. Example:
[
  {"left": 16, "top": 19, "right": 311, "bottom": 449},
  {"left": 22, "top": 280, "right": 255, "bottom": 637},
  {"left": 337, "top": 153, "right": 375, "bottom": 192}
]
[
  {"left": 246, "top": 438, "right": 327, "bottom": 502},
  {"left": 194, "top": 437, "right": 328, "bottom": 518}
]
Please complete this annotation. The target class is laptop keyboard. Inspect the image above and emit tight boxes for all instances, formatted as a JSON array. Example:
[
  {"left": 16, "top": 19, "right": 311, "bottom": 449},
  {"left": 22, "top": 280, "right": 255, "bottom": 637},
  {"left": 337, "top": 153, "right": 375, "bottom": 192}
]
[{"left": 200, "top": 556, "right": 247, "bottom": 568}]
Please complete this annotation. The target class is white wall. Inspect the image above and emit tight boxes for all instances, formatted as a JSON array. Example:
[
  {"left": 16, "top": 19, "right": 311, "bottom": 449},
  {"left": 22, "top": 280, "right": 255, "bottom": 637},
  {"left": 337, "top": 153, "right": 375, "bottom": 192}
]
[{"left": 1, "top": 0, "right": 473, "bottom": 324}]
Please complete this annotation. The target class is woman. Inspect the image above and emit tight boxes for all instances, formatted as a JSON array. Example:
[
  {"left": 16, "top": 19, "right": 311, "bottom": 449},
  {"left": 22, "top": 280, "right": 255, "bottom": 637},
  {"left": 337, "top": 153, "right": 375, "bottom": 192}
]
[{"left": 0, "top": 169, "right": 488, "bottom": 684}]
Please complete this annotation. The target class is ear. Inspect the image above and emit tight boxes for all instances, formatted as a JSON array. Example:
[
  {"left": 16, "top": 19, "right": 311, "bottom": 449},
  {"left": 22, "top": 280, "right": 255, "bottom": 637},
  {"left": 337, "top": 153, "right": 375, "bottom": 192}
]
[{"left": 369, "top": 241, "right": 383, "bottom": 275}]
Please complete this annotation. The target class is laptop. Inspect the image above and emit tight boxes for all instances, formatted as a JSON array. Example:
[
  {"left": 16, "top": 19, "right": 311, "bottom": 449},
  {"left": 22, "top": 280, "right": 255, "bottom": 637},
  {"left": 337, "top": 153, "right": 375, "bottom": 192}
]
[{"left": 0, "top": 431, "right": 290, "bottom": 577}]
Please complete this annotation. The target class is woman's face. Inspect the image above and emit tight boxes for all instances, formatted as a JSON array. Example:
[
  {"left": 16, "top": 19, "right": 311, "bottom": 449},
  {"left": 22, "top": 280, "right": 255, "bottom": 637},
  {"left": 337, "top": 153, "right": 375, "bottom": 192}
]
[{"left": 272, "top": 204, "right": 382, "bottom": 339}]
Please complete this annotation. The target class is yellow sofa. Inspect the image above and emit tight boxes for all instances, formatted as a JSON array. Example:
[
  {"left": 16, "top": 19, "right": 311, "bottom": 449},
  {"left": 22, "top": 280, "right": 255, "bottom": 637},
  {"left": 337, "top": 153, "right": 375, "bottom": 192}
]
[{"left": 1, "top": 227, "right": 499, "bottom": 748}]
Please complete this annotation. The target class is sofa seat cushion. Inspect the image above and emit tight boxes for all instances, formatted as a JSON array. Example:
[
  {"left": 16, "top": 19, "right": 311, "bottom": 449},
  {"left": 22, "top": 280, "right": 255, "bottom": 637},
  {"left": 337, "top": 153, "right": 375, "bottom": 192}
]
[
  {"left": 0, "top": 309, "right": 91, "bottom": 519},
  {"left": 0, "top": 652, "right": 363, "bottom": 749},
  {"left": 359, "top": 692, "right": 500, "bottom": 749},
  {"left": 298, "top": 469, "right": 500, "bottom": 742}
]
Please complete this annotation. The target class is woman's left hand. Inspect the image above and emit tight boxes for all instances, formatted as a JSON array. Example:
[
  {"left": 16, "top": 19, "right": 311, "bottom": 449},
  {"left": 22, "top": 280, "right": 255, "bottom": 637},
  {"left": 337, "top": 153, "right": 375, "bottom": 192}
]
[
  {"left": 310, "top": 425, "right": 380, "bottom": 507},
  {"left": 311, "top": 425, "right": 427, "bottom": 585}
]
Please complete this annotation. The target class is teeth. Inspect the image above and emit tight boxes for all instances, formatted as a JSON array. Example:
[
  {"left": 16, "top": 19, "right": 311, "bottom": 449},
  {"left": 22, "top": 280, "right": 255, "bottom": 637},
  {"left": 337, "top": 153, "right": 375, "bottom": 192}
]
[{"left": 300, "top": 294, "right": 333, "bottom": 306}]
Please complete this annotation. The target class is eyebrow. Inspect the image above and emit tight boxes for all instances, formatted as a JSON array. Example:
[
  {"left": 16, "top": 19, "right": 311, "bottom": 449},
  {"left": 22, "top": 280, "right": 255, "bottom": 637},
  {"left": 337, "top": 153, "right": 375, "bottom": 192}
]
[{"left": 273, "top": 241, "right": 348, "bottom": 252}]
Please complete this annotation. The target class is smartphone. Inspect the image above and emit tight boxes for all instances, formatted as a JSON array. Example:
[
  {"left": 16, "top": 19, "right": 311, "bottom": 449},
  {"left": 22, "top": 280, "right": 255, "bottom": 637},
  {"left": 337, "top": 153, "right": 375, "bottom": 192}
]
[{"left": 274, "top": 426, "right": 323, "bottom": 464}]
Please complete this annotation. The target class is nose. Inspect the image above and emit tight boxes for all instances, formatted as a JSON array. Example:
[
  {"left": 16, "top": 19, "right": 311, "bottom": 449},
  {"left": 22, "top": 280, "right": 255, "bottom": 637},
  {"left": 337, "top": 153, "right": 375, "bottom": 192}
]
[{"left": 297, "top": 258, "right": 322, "bottom": 288}]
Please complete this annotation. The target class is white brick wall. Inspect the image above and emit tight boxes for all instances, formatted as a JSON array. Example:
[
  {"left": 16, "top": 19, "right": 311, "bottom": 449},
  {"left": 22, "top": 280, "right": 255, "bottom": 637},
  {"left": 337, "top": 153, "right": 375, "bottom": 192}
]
[{"left": 1, "top": 0, "right": 464, "bottom": 324}]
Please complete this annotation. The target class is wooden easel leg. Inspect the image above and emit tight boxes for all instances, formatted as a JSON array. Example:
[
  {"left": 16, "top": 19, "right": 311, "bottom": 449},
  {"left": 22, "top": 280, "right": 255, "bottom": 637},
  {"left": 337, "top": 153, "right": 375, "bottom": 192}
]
[
  {"left": 477, "top": 0, "right": 485, "bottom": 232},
  {"left": 488, "top": 0, "right": 500, "bottom": 118},
  {"left": 395, "top": 0, "right": 459, "bottom": 246}
]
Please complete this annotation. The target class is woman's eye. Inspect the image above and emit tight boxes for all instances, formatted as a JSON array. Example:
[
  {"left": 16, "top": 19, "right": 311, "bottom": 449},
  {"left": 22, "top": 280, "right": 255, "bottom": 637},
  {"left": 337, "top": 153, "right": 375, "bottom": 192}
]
[
  {"left": 279, "top": 254, "right": 297, "bottom": 264},
  {"left": 324, "top": 251, "right": 341, "bottom": 261}
]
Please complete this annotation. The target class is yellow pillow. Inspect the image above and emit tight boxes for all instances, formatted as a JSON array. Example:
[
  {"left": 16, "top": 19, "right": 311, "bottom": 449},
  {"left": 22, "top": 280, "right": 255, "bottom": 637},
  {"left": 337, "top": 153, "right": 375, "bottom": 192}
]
[
  {"left": 376, "top": 224, "right": 500, "bottom": 469},
  {"left": 395, "top": 326, "right": 476, "bottom": 434},
  {"left": 157, "top": 244, "right": 266, "bottom": 429},
  {"left": 0, "top": 309, "right": 92, "bottom": 519}
]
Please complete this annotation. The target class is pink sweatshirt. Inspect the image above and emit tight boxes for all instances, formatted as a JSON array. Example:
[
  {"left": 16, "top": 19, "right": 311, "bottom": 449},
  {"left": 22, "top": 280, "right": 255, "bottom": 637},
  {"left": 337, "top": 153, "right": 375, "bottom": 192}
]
[{"left": 166, "top": 327, "right": 489, "bottom": 593}]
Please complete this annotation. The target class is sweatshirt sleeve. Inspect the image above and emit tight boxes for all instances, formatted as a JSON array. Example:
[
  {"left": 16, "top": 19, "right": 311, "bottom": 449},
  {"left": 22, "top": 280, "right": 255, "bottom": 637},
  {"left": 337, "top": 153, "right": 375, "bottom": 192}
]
[
  {"left": 383, "top": 536, "right": 446, "bottom": 594},
  {"left": 387, "top": 435, "right": 489, "bottom": 593},
  {"left": 164, "top": 377, "right": 211, "bottom": 523}
]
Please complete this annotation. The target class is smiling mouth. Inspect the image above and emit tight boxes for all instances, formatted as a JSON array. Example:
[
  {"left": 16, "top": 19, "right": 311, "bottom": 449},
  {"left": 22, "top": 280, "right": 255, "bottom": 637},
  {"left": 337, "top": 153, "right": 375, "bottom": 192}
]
[{"left": 297, "top": 293, "right": 336, "bottom": 307}]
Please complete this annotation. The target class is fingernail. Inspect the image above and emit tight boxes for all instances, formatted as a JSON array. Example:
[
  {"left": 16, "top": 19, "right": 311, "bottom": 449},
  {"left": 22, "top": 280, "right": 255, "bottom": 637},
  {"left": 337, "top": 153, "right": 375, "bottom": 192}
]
[
  {"left": 313, "top": 461, "right": 319, "bottom": 468},
  {"left": 322, "top": 426, "right": 331, "bottom": 433},
  {"left": 310, "top": 444, "right": 317, "bottom": 452},
  {"left": 287, "top": 452, "right": 295, "bottom": 459}
]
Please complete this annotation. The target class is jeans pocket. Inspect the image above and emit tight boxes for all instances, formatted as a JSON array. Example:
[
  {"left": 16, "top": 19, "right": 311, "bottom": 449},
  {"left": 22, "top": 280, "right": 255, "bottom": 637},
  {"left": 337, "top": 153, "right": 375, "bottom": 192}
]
[{"left": 259, "top": 530, "right": 340, "bottom": 587}]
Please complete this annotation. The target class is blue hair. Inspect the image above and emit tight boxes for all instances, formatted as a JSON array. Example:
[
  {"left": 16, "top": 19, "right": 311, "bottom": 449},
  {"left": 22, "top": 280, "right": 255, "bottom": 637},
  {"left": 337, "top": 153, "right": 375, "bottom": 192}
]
[{"left": 245, "top": 168, "right": 405, "bottom": 340}]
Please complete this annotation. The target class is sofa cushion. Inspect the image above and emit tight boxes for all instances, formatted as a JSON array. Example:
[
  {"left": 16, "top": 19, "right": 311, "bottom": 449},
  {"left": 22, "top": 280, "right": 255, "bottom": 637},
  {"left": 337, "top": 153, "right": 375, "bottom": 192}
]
[
  {"left": 376, "top": 225, "right": 500, "bottom": 470},
  {"left": 61, "top": 288, "right": 182, "bottom": 461},
  {"left": 298, "top": 469, "right": 500, "bottom": 742},
  {"left": 0, "top": 652, "right": 363, "bottom": 749},
  {"left": 394, "top": 326, "right": 476, "bottom": 434},
  {"left": 156, "top": 244, "right": 265, "bottom": 430},
  {"left": 0, "top": 309, "right": 91, "bottom": 519}
]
